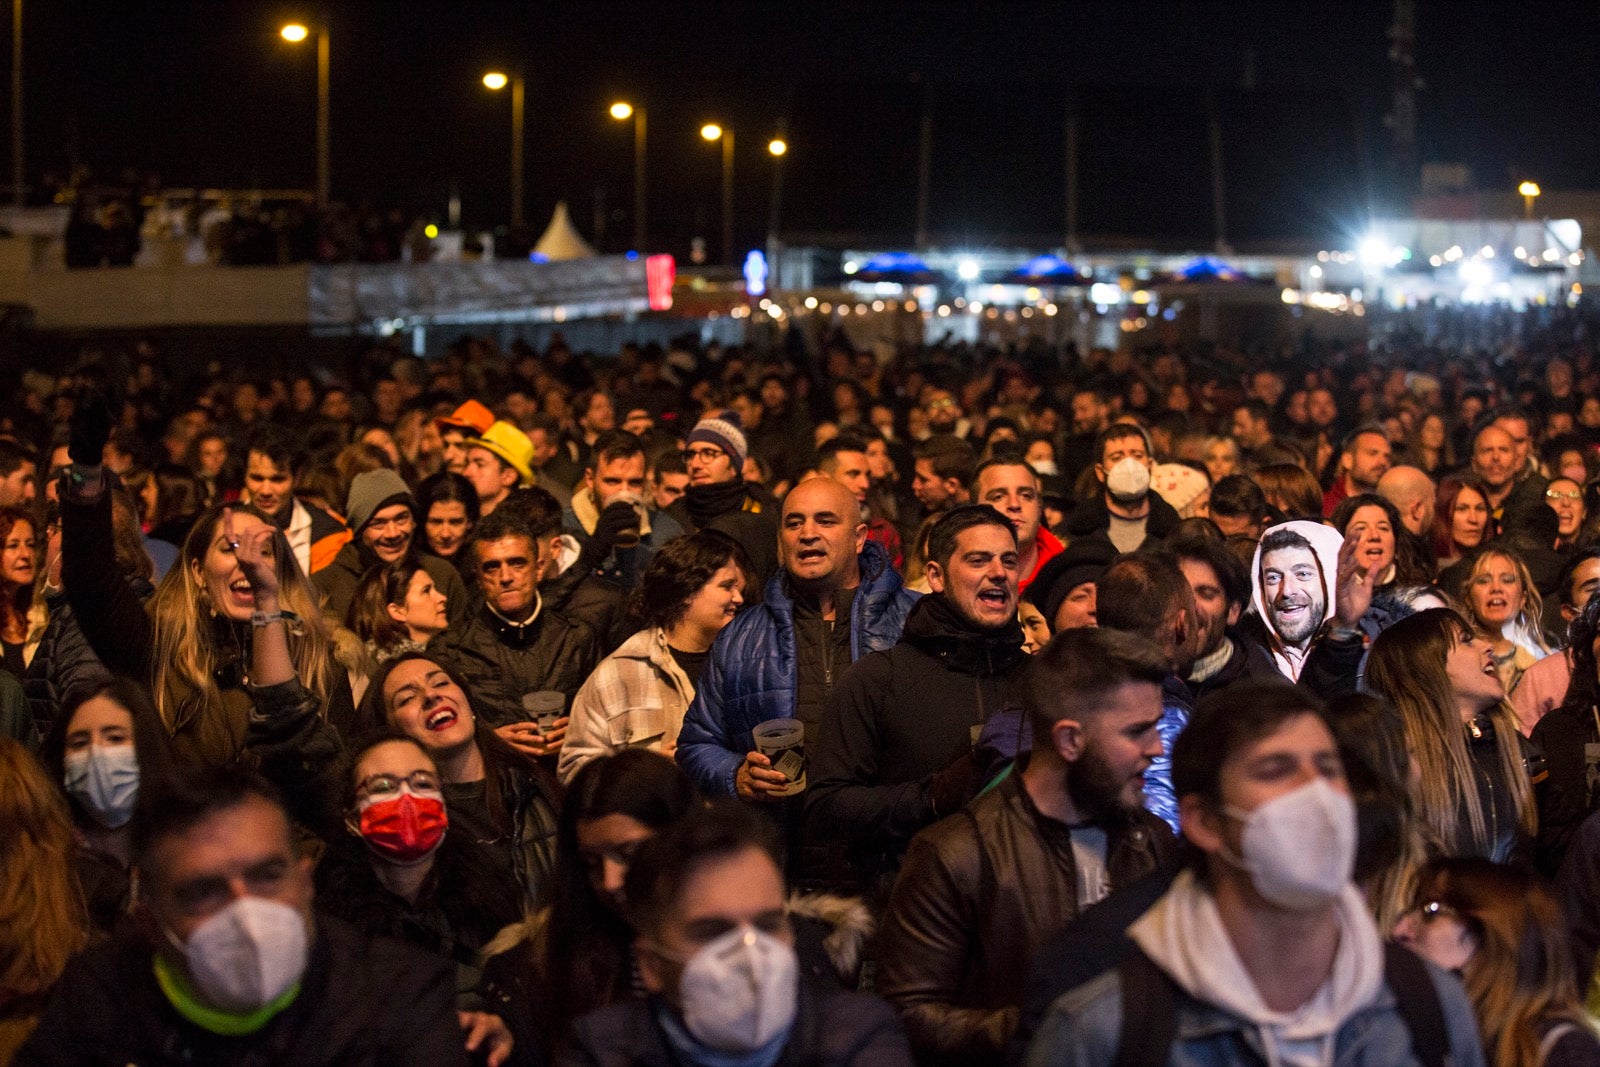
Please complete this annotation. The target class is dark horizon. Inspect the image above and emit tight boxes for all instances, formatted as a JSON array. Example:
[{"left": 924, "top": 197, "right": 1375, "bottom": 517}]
[{"left": 17, "top": 1, "right": 1599, "bottom": 257}]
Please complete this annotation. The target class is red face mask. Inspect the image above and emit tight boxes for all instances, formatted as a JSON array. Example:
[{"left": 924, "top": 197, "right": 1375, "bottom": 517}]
[{"left": 358, "top": 791, "right": 447, "bottom": 864}]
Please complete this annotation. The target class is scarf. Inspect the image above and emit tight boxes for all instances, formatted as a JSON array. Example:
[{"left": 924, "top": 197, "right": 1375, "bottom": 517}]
[{"left": 685, "top": 479, "right": 752, "bottom": 529}]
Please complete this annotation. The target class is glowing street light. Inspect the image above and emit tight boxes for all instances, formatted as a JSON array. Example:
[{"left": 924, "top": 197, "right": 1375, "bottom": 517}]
[
  {"left": 279, "top": 21, "right": 330, "bottom": 208},
  {"left": 480, "top": 71, "right": 525, "bottom": 228},
  {"left": 767, "top": 138, "right": 787, "bottom": 157},
  {"left": 700, "top": 124, "right": 735, "bottom": 265},
  {"left": 610, "top": 101, "right": 647, "bottom": 249},
  {"left": 1519, "top": 180, "right": 1541, "bottom": 218}
]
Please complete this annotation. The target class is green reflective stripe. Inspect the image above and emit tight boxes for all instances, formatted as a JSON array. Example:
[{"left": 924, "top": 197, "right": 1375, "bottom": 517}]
[{"left": 152, "top": 952, "right": 300, "bottom": 1036}]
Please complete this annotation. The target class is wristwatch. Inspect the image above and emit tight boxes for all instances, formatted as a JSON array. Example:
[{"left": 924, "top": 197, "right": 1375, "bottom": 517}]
[{"left": 250, "top": 608, "right": 301, "bottom": 631}]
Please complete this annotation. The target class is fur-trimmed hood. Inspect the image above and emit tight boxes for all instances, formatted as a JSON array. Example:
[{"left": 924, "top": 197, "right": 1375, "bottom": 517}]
[{"left": 480, "top": 890, "right": 875, "bottom": 987}]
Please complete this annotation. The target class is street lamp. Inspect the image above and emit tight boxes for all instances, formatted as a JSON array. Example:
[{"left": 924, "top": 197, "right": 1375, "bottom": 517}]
[
  {"left": 766, "top": 135, "right": 787, "bottom": 269},
  {"left": 279, "top": 21, "right": 330, "bottom": 209},
  {"left": 482, "top": 71, "right": 525, "bottom": 228},
  {"left": 1519, "top": 180, "right": 1541, "bottom": 219},
  {"left": 609, "top": 101, "right": 647, "bottom": 250},
  {"left": 701, "top": 124, "right": 734, "bottom": 266}
]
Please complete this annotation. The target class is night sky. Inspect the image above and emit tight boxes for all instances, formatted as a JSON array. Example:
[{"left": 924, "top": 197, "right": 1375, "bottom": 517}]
[{"left": 19, "top": 1, "right": 1600, "bottom": 256}]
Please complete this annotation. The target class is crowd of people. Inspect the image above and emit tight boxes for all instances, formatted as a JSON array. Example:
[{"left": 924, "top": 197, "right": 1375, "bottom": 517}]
[{"left": 5, "top": 316, "right": 1600, "bottom": 1064}]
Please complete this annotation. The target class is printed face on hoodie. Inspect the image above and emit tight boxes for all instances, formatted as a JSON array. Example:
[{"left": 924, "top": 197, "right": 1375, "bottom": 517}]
[{"left": 1260, "top": 544, "right": 1326, "bottom": 648}]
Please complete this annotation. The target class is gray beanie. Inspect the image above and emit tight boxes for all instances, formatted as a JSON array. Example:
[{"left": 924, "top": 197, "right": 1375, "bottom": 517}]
[{"left": 346, "top": 468, "right": 415, "bottom": 533}]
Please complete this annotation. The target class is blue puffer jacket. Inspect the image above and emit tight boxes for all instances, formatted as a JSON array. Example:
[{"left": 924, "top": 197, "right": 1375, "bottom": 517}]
[
  {"left": 676, "top": 540, "right": 919, "bottom": 797},
  {"left": 1144, "top": 674, "right": 1196, "bottom": 835}
]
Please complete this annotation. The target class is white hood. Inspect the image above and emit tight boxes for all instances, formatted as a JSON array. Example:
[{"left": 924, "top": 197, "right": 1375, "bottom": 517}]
[
  {"left": 1249, "top": 519, "right": 1344, "bottom": 681},
  {"left": 1130, "top": 869, "right": 1385, "bottom": 1067}
]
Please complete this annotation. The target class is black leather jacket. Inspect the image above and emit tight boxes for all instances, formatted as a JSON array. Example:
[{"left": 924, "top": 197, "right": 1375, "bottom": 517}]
[{"left": 875, "top": 769, "right": 1179, "bottom": 1064}]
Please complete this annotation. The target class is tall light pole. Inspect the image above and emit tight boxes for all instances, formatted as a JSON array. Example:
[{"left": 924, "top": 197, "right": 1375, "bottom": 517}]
[
  {"left": 483, "top": 72, "right": 525, "bottom": 228},
  {"left": 1519, "top": 180, "right": 1541, "bottom": 220},
  {"left": 765, "top": 135, "right": 786, "bottom": 270},
  {"left": 701, "top": 124, "right": 735, "bottom": 266},
  {"left": 609, "top": 102, "right": 647, "bottom": 251},
  {"left": 11, "top": 0, "right": 22, "bottom": 207},
  {"left": 280, "top": 22, "right": 330, "bottom": 209}
]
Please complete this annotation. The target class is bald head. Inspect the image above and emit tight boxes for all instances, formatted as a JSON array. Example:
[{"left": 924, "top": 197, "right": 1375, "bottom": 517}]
[
  {"left": 1377, "top": 465, "right": 1436, "bottom": 536},
  {"left": 779, "top": 476, "right": 866, "bottom": 592}
]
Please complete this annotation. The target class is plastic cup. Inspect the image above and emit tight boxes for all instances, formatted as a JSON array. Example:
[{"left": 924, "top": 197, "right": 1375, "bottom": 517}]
[
  {"left": 521, "top": 690, "right": 565, "bottom": 732},
  {"left": 752, "top": 718, "right": 806, "bottom": 796}
]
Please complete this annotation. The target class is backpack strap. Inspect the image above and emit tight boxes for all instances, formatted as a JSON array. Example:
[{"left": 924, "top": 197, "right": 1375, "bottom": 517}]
[
  {"left": 1113, "top": 946, "right": 1178, "bottom": 1067},
  {"left": 1383, "top": 942, "right": 1449, "bottom": 1067}
]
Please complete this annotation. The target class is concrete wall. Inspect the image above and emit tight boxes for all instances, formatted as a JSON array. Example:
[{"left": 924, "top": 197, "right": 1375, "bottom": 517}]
[{"left": 0, "top": 239, "right": 310, "bottom": 329}]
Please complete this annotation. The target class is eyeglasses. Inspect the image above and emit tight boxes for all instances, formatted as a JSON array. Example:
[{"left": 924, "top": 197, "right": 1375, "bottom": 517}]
[
  {"left": 1546, "top": 489, "right": 1583, "bottom": 501},
  {"left": 681, "top": 447, "right": 726, "bottom": 464},
  {"left": 357, "top": 770, "right": 441, "bottom": 799}
]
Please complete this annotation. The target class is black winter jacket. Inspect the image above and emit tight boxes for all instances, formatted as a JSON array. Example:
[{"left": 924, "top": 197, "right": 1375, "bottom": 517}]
[
  {"left": 1532, "top": 699, "right": 1595, "bottom": 875},
  {"left": 15, "top": 916, "right": 467, "bottom": 1066},
  {"left": 806, "top": 595, "right": 1028, "bottom": 864},
  {"left": 558, "top": 983, "right": 912, "bottom": 1067},
  {"left": 1063, "top": 490, "right": 1181, "bottom": 545},
  {"left": 438, "top": 602, "right": 601, "bottom": 728},
  {"left": 23, "top": 580, "right": 152, "bottom": 736},
  {"left": 1186, "top": 633, "right": 1292, "bottom": 705}
]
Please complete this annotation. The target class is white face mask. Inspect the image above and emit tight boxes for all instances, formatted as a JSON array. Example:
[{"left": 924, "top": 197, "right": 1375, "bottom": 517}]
[
  {"left": 1031, "top": 459, "right": 1060, "bottom": 477},
  {"left": 63, "top": 745, "right": 140, "bottom": 828},
  {"left": 165, "top": 897, "right": 308, "bottom": 1013},
  {"left": 1223, "top": 777, "right": 1356, "bottom": 909},
  {"left": 1105, "top": 456, "right": 1151, "bottom": 500},
  {"left": 671, "top": 925, "right": 798, "bottom": 1052}
]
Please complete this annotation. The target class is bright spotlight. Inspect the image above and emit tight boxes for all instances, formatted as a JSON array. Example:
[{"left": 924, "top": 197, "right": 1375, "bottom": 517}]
[
  {"left": 957, "top": 259, "right": 980, "bottom": 281},
  {"left": 1459, "top": 259, "right": 1493, "bottom": 287},
  {"left": 1358, "top": 235, "right": 1390, "bottom": 269}
]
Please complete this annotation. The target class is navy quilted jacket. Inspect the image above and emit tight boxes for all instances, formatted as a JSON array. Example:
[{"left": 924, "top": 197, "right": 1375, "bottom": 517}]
[{"left": 676, "top": 540, "right": 919, "bottom": 796}]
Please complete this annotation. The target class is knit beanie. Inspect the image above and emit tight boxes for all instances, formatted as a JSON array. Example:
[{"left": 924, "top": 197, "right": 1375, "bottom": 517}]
[
  {"left": 346, "top": 468, "right": 415, "bottom": 533},
  {"left": 1026, "top": 536, "right": 1119, "bottom": 622},
  {"left": 688, "top": 411, "right": 749, "bottom": 469}
]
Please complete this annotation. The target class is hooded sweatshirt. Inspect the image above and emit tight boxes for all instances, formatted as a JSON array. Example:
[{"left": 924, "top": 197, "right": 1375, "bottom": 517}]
[
  {"left": 1249, "top": 520, "right": 1344, "bottom": 682},
  {"left": 1129, "top": 869, "right": 1384, "bottom": 1067}
]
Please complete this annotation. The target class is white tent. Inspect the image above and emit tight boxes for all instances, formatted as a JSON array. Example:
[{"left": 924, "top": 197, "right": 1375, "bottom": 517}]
[{"left": 533, "top": 201, "right": 595, "bottom": 261}]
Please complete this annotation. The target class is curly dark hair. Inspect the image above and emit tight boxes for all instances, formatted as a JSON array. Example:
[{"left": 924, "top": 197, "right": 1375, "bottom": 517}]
[{"left": 626, "top": 530, "right": 752, "bottom": 632}]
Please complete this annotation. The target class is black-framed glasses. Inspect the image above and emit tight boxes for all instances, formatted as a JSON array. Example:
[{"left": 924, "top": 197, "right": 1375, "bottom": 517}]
[
  {"left": 357, "top": 770, "right": 441, "bottom": 799},
  {"left": 682, "top": 447, "right": 726, "bottom": 464}
]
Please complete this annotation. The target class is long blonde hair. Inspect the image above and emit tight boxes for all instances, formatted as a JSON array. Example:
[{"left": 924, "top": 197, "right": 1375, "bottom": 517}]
[
  {"left": 1416, "top": 858, "right": 1587, "bottom": 1067},
  {"left": 0, "top": 737, "right": 89, "bottom": 995},
  {"left": 148, "top": 504, "right": 337, "bottom": 733},
  {"left": 1366, "top": 608, "right": 1534, "bottom": 859},
  {"left": 1459, "top": 548, "right": 1552, "bottom": 656}
]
